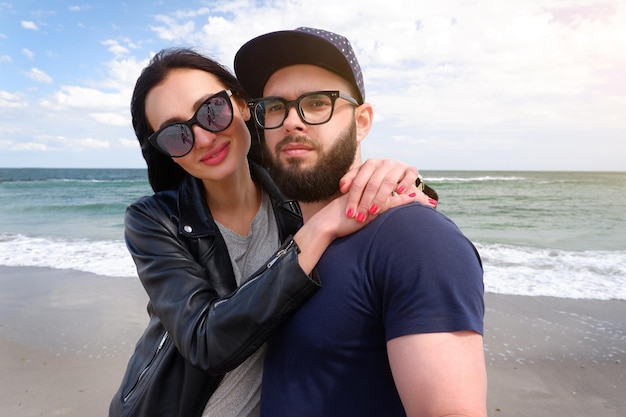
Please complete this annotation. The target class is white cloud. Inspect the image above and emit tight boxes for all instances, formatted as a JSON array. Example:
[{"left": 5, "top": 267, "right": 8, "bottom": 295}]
[
  {"left": 0, "top": 55, "right": 11, "bottom": 63},
  {"left": 15, "top": 135, "right": 114, "bottom": 152},
  {"left": 26, "top": 68, "right": 53, "bottom": 83},
  {"left": 0, "top": 91, "right": 27, "bottom": 108},
  {"left": 118, "top": 138, "right": 139, "bottom": 148},
  {"left": 51, "top": 85, "right": 126, "bottom": 109},
  {"left": 22, "top": 48, "right": 34, "bottom": 59},
  {"left": 89, "top": 112, "right": 130, "bottom": 126},
  {"left": 102, "top": 39, "right": 130, "bottom": 58},
  {"left": 21, "top": 21, "right": 39, "bottom": 31},
  {"left": 12, "top": 142, "right": 49, "bottom": 151},
  {"left": 98, "top": 56, "right": 146, "bottom": 93},
  {"left": 151, "top": 15, "right": 195, "bottom": 40},
  {"left": 69, "top": 5, "right": 92, "bottom": 12},
  {"left": 77, "top": 137, "right": 111, "bottom": 150}
]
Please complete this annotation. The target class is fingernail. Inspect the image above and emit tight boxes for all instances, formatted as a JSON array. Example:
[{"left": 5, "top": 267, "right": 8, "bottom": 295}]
[
  {"left": 356, "top": 212, "right": 366, "bottom": 222},
  {"left": 368, "top": 205, "right": 378, "bottom": 214},
  {"left": 428, "top": 198, "right": 437, "bottom": 206},
  {"left": 396, "top": 185, "right": 406, "bottom": 194},
  {"left": 346, "top": 208, "right": 355, "bottom": 218},
  {"left": 408, "top": 192, "right": 417, "bottom": 198}
]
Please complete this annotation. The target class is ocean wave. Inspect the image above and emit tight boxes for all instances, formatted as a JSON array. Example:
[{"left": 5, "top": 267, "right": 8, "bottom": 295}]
[
  {"left": 1, "top": 234, "right": 624, "bottom": 300},
  {"left": 0, "top": 168, "right": 148, "bottom": 184},
  {"left": 0, "top": 178, "right": 148, "bottom": 184},
  {"left": 425, "top": 176, "right": 525, "bottom": 183},
  {"left": 476, "top": 243, "right": 626, "bottom": 300},
  {"left": 0, "top": 233, "right": 136, "bottom": 278}
]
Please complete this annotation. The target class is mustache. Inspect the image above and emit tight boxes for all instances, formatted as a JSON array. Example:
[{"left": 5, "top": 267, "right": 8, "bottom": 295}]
[{"left": 274, "top": 135, "right": 320, "bottom": 154}]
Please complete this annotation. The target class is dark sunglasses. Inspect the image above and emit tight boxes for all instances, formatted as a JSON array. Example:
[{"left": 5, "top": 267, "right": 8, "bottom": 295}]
[{"left": 146, "top": 90, "right": 234, "bottom": 158}]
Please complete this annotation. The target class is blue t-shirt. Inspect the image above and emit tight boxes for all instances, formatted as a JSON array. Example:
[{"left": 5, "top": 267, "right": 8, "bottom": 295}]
[{"left": 260, "top": 203, "right": 484, "bottom": 417}]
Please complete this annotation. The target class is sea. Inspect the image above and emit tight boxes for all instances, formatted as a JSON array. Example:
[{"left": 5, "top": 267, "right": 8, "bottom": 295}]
[{"left": 0, "top": 168, "right": 624, "bottom": 301}]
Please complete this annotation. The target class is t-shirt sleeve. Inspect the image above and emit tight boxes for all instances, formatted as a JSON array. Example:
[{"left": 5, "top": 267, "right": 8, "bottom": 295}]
[{"left": 366, "top": 205, "right": 485, "bottom": 341}]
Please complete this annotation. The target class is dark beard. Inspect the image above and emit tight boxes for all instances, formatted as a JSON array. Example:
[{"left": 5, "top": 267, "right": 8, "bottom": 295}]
[{"left": 263, "top": 122, "right": 357, "bottom": 203}]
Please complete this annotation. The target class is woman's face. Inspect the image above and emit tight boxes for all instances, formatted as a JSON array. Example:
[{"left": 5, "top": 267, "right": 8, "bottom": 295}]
[{"left": 144, "top": 68, "right": 252, "bottom": 183}]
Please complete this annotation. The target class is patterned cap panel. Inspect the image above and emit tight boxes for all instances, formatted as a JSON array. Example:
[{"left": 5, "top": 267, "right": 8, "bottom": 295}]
[{"left": 295, "top": 27, "right": 365, "bottom": 103}]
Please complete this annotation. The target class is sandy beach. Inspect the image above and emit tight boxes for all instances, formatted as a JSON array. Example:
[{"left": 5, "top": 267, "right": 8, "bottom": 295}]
[{"left": 1, "top": 265, "right": 624, "bottom": 417}]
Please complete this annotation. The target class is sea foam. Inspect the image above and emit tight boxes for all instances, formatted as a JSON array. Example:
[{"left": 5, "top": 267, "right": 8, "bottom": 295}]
[{"left": 1, "top": 233, "right": 624, "bottom": 300}]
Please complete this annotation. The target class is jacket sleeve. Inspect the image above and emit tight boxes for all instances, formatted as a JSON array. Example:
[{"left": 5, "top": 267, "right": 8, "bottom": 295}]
[{"left": 125, "top": 196, "right": 319, "bottom": 375}]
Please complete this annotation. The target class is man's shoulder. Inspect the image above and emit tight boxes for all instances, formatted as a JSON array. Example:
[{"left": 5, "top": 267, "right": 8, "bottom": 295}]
[
  {"left": 375, "top": 202, "right": 458, "bottom": 231},
  {"left": 367, "top": 203, "right": 478, "bottom": 260}
]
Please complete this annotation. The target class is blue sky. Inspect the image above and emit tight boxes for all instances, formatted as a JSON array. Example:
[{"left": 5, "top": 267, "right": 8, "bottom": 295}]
[{"left": 1, "top": 0, "right": 625, "bottom": 171}]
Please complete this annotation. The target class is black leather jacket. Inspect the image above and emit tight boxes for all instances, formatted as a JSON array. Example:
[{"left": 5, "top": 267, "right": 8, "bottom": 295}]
[{"left": 109, "top": 163, "right": 319, "bottom": 417}]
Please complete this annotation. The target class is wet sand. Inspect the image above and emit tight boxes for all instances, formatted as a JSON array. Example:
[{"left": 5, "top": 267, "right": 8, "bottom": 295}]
[{"left": 1, "top": 265, "right": 624, "bottom": 416}]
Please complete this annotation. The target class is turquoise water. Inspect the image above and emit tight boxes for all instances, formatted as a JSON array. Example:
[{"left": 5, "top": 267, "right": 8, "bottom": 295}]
[
  {"left": 0, "top": 168, "right": 151, "bottom": 241},
  {"left": 1, "top": 168, "right": 625, "bottom": 299},
  {"left": 431, "top": 171, "right": 626, "bottom": 252}
]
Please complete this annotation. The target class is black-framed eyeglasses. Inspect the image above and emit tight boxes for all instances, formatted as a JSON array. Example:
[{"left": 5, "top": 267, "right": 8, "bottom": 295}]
[
  {"left": 248, "top": 90, "right": 359, "bottom": 130},
  {"left": 146, "top": 90, "right": 233, "bottom": 158}
]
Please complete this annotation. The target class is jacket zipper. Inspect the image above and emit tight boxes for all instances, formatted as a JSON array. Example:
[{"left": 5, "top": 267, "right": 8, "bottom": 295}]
[
  {"left": 213, "top": 238, "right": 297, "bottom": 309},
  {"left": 265, "top": 238, "right": 297, "bottom": 268},
  {"left": 123, "top": 331, "right": 169, "bottom": 403}
]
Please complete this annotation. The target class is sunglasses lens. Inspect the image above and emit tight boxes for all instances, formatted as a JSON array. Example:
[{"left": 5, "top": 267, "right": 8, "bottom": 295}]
[
  {"left": 197, "top": 96, "right": 233, "bottom": 132},
  {"left": 155, "top": 124, "right": 194, "bottom": 157}
]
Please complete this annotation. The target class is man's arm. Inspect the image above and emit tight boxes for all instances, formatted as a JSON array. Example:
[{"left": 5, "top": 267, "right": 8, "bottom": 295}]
[{"left": 387, "top": 330, "right": 487, "bottom": 417}]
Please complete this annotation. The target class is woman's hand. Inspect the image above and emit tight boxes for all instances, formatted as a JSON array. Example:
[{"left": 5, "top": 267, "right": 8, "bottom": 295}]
[
  {"left": 339, "top": 159, "right": 437, "bottom": 222},
  {"left": 294, "top": 160, "right": 438, "bottom": 275}
]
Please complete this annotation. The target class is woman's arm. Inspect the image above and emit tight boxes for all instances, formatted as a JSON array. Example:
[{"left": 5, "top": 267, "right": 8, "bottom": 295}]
[{"left": 125, "top": 199, "right": 317, "bottom": 374}]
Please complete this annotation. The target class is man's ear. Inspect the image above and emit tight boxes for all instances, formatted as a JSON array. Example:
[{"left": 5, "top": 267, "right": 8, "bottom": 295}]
[{"left": 355, "top": 102, "right": 373, "bottom": 144}]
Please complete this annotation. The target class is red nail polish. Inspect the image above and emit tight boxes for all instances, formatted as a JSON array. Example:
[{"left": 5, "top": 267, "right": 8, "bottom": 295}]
[
  {"left": 408, "top": 192, "right": 417, "bottom": 198},
  {"left": 396, "top": 185, "right": 406, "bottom": 194},
  {"left": 356, "top": 212, "right": 365, "bottom": 222},
  {"left": 347, "top": 208, "right": 355, "bottom": 218},
  {"left": 368, "top": 205, "right": 378, "bottom": 214},
  {"left": 428, "top": 198, "right": 437, "bottom": 206}
]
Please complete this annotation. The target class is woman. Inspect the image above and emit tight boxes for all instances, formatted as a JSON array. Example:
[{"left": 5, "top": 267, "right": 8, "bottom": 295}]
[{"left": 109, "top": 48, "right": 423, "bottom": 417}]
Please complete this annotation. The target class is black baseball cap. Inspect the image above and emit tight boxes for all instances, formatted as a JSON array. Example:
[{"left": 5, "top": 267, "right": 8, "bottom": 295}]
[{"left": 234, "top": 27, "right": 365, "bottom": 103}]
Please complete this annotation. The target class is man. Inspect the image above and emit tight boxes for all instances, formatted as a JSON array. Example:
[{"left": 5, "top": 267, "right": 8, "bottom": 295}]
[{"left": 234, "top": 27, "right": 487, "bottom": 417}]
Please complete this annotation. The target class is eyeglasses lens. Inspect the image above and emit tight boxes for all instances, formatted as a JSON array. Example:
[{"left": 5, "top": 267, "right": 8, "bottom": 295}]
[
  {"left": 197, "top": 96, "right": 233, "bottom": 132},
  {"left": 156, "top": 124, "right": 194, "bottom": 157},
  {"left": 300, "top": 94, "right": 333, "bottom": 123}
]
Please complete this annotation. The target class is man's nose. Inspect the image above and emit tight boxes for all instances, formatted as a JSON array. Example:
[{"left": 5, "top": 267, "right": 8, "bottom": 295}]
[{"left": 282, "top": 105, "right": 305, "bottom": 132}]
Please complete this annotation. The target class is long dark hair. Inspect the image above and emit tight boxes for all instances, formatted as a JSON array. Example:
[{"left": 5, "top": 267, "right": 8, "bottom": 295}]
[{"left": 131, "top": 48, "right": 261, "bottom": 192}]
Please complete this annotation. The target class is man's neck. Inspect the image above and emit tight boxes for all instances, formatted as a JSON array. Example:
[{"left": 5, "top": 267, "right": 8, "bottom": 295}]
[{"left": 299, "top": 200, "right": 332, "bottom": 223}]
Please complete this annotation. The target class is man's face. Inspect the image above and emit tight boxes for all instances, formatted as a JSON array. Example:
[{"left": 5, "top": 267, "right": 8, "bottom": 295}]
[{"left": 261, "top": 65, "right": 358, "bottom": 203}]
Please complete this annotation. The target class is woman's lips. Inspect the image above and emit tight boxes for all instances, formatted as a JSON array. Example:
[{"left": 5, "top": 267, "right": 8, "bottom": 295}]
[{"left": 201, "top": 142, "right": 229, "bottom": 165}]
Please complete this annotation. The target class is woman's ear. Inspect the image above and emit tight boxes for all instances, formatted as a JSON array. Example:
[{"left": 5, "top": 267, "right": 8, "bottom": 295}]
[{"left": 237, "top": 98, "right": 251, "bottom": 121}]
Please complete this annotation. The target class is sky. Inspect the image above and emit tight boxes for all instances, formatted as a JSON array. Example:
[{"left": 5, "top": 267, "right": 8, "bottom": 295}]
[{"left": 1, "top": 0, "right": 625, "bottom": 171}]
